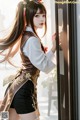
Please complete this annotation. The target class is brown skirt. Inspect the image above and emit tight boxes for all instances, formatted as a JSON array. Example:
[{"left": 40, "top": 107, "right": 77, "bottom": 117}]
[{"left": 0, "top": 71, "right": 38, "bottom": 113}]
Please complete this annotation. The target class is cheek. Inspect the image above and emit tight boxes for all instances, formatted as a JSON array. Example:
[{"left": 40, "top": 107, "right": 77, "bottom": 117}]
[
  {"left": 44, "top": 18, "right": 46, "bottom": 22},
  {"left": 34, "top": 19, "right": 40, "bottom": 27},
  {"left": 33, "top": 18, "right": 37, "bottom": 24},
  {"left": 34, "top": 18, "right": 38, "bottom": 22}
]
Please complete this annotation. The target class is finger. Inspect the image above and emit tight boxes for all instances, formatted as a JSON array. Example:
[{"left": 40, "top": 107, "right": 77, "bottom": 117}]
[{"left": 52, "top": 33, "right": 56, "bottom": 41}]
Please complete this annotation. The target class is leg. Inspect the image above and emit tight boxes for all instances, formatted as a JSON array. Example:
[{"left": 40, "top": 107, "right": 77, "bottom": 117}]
[
  {"left": 19, "top": 111, "right": 40, "bottom": 120},
  {"left": 9, "top": 108, "right": 20, "bottom": 120}
]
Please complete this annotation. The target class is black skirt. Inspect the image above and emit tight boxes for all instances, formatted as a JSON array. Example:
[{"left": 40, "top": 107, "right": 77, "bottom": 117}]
[{"left": 10, "top": 80, "right": 36, "bottom": 114}]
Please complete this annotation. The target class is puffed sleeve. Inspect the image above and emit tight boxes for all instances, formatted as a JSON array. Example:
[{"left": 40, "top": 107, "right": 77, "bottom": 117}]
[{"left": 23, "top": 36, "right": 56, "bottom": 74}]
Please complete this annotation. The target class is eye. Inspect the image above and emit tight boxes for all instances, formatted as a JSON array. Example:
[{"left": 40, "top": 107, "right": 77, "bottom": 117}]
[
  {"left": 34, "top": 14, "right": 40, "bottom": 17},
  {"left": 42, "top": 14, "right": 46, "bottom": 17}
]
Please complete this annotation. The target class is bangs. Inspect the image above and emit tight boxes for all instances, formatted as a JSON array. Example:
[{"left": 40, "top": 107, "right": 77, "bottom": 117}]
[
  {"left": 35, "top": 3, "right": 46, "bottom": 14},
  {"left": 38, "top": 7, "right": 46, "bottom": 14}
]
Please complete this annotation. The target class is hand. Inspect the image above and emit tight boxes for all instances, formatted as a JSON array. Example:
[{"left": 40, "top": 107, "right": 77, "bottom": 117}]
[
  {"left": 52, "top": 33, "right": 56, "bottom": 41},
  {"left": 51, "top": 42, "right": 56, "bottom": 53},
  {"left": 53, "top": 33, "right": 61, "bottom": 45},
  {"left": 51, "top": 33, "right": 56, "bottom": 53}
]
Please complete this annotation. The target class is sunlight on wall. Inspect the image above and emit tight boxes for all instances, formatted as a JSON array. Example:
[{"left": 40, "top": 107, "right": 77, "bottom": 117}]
[
  {"left": 0, "top": 0, "right": 21, "bottom": 28},
  {"left": 0, "top": 0, "right": 22, "bottom": 39}
]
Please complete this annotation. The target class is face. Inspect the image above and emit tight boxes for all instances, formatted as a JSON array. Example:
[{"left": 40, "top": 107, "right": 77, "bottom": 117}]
[{"left": 33, "top": 9, "right": 46, "bottom": 29}]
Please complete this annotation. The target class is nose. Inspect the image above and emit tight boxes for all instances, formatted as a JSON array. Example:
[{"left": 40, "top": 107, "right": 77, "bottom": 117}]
[{"left": 40, "top": 16, "right": 45, "bottom": 22}]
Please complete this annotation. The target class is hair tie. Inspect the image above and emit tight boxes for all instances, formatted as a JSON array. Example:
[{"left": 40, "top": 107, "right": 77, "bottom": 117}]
[
  {"left": 23, "top": 0, "right": 43, "bottom": 5},
  {"left": 23, "top": 0, "right": 29, "bottom": 16},
  {"left": 33, "top": 0, "right": 43, "bottom": 4}
]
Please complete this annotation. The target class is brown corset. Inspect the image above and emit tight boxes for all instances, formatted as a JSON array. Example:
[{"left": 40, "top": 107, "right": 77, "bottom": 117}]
[{"left": 20, "top": 31, "right": 44, "bottom": 82}]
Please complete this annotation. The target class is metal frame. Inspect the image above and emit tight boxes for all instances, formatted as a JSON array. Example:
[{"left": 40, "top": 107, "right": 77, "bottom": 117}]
[
  {"left": 68, "top": 1, "right": 78, "bottom": 120},
  {"left": 55, "top": 0, "right": 78, "bottom": 120}
]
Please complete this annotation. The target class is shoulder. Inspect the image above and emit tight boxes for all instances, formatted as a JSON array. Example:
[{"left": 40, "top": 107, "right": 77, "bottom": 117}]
[
  {"left": 25, "top": 36, "right": 40, "bottom": 48},
  {"left": 23, "top": 31, "right": 39, "bottom": 42},
  {"left": 27, "top": 36, "right": 39, "bottom": 43},
  {"left": 21, "top": 31, "right": 39, "bottom": 48},
  {"left": 23, "top": 36, "right": 41, "bottom": 52}
]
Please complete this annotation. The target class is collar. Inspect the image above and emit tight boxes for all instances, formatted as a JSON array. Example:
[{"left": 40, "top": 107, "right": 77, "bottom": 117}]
[
  {"left": 26, "top": 26, "right": 34, "bottom": 33},
  {"left": 25, "top": 26, "right": 41, "bottom": 42}
]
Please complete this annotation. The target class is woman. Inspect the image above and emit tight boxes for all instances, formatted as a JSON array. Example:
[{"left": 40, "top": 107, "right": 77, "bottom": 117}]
[{"left": 0, "top": 0, "right": 56, "bottom": 120}]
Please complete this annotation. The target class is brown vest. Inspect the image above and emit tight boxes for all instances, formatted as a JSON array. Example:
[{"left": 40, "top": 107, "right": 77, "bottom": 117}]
[
  {"left": 20, "top": 31, "right": 45, "bottom": 83},
  {"left": 20, "top": 31, "right": 40, "bottom": 81}
]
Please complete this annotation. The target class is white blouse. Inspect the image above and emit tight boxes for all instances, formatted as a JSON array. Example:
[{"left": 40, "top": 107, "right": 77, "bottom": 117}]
[{"left": 23, "top": 27, "right": 56, "bottom": 74}]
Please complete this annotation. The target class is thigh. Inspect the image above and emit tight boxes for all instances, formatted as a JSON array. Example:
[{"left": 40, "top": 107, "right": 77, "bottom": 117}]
[
  {"left": 19, "top": 111, "right": 39, "bottom": 120},
  {"left": 9, "top": 108, "right": 20, "bottom": 120}
]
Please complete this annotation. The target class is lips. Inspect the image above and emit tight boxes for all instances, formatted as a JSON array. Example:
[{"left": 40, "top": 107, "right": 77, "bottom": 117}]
[{"left": 39, "top": 23, "right": 43, "bottom": 25}]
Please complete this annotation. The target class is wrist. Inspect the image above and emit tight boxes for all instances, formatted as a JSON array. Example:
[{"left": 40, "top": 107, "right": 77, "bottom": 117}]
[{"left": 51, "top": 48, "right": 55, "bottom": 53}]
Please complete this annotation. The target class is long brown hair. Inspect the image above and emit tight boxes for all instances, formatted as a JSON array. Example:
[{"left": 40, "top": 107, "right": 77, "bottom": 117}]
[{"left": 0, "top": 0, "right": 47, "bottom": 64}]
